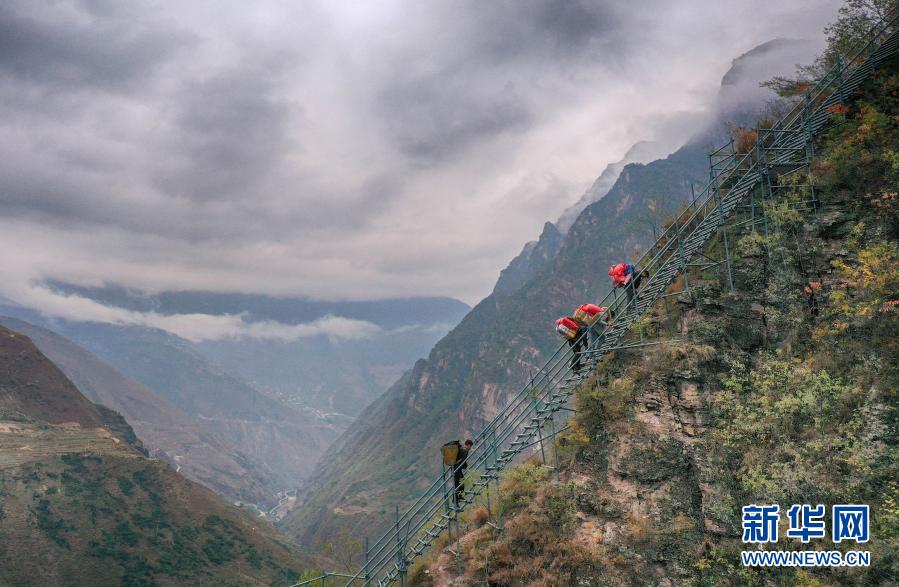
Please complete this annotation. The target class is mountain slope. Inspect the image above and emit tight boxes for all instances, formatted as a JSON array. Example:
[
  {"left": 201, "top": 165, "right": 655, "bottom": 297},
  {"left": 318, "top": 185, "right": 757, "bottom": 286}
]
[
  {"left": 422, "top": 55, "right": 899, "bottom": 585},
  {"left": 284, "top": 38, "right": 820, "bottom": 549},
  {"left": 66, "top": 322, "right": 341, "bottom": 489},
  {"left": 0, "top": 325, "right": 311, "bottom": 585},
  {"left": 0, "top": 316, "right": 279, "bottom": 507},
  {"left": 285, "top": 140, "right": 709, "bottom": 546},
  {"left": 0, "top": 310, "right": 341, "bottom": 497},
  {"left": 492, "top": 221, "right": 564, "bottom": 297},
  {"left": 555, "top": 140, "right": 672, "bottom": 234}
]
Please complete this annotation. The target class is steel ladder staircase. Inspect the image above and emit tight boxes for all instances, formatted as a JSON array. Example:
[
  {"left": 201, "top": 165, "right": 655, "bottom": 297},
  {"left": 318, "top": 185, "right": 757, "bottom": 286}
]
[{"left": 296, "top": 10, "right": 899, "bottom": 587}]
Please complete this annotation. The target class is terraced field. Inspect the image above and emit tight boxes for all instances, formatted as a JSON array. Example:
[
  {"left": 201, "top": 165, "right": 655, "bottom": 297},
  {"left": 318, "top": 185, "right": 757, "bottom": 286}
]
[{"left": 0, "top": 421, "right": 138, "bottom": 469}]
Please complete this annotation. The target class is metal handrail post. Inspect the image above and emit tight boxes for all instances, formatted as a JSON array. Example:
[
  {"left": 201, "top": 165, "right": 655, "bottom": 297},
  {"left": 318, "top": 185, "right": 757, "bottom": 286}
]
[
  {"left": 364, "top": 537, "right": 370, "bottom": 587},
  {"left": 715, "top": 187, "right": 735, "bottom": 292},
  {"left": 395, "top": 506, "right": 407, "bottom": 587},
  {"left": 836, "top": 55, "right": 845, "bottom": 104},
  {"left": 549, "top": 415, "right": 560, "bottom": 481}
]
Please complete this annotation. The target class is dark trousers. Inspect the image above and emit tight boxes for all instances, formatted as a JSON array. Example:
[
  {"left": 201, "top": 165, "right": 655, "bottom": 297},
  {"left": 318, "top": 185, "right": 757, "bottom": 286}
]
[
  {"left": 453, "top": 469, "right": 465, "bottom": 503},
  {"left": 587, "top": 324, "right": 601, "bottom": 346},
  {"left": 625, "top": 272, "right": 645, "bottom": 304},
  {"left": 567, "top": 329, "right": 586, "bottom": 372}
]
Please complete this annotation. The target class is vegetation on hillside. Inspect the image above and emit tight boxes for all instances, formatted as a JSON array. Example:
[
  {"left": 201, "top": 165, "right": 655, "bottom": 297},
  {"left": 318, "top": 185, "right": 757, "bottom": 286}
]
[{"left": 0, "top": 453, "right": 305, "bottom": 586}]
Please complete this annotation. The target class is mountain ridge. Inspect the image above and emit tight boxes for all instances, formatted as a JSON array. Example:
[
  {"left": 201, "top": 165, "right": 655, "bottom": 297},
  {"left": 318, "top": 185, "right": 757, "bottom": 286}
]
[{"left": 0, "top": 308, "right": 342, "bottom": 501}]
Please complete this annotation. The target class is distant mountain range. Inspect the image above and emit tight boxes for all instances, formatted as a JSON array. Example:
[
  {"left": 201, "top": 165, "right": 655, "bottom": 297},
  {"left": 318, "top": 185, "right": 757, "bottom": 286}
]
[
  {"left": 28, "top": 286, "right": 470, "bottom": 416},
  {"left": 0, "top": 291, "right": 468, "bottom": 508},
  {"left": 283, "top": 37, "right": 821, "bottom": 548},
  {"left": 0, "top": 317, "right": 288, "bottom": 507}
]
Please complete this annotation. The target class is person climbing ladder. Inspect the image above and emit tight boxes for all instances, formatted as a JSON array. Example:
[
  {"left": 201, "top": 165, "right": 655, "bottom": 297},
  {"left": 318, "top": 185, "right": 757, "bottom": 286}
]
[
  {"left": 609, "top": 262, "right": 648, "bottom": 304},
  {"left": 555, "top": 316, "right": 587, "bottom": 373},
  {"left": 440, "top": 439, "right": 472, "bottom": 507},
  {"left": 573, "top": 303, "right": 608, "bottom": 346},
  {"left": 454, "top": 440, "right": 472, "bottom": 505}
]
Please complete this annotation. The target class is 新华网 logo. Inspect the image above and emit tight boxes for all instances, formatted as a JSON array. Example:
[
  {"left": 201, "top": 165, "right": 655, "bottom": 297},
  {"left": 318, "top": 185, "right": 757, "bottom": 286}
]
[{"left": 740, "top": 504, "right": 870, "bottom": 567}]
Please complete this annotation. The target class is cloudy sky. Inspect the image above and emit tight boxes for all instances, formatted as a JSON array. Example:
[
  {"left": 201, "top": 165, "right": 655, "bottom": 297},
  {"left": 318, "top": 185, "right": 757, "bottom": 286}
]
[{"left": 1, "top": 0, "right": 840, "bottom": 330}]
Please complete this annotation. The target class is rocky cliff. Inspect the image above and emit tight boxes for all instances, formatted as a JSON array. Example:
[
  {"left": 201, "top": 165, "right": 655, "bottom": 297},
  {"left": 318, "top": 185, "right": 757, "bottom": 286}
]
[
  {"left": 413, "top": 52, "right": 899, "bottom": 586},
  {"left": 285, "top": 38, "right": 822, "bottom": 552}
]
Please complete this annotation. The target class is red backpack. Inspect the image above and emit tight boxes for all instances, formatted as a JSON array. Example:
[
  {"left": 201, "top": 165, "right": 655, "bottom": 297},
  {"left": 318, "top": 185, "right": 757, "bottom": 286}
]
[
  {"left": 574, "top": 304, "right": 605, "bottom": 325},
  {"left": 555, "top": 317, "right": 580, "bottom": 340},
  {"left": 608, "top": 263, "right": 628, "bottom": 287}
]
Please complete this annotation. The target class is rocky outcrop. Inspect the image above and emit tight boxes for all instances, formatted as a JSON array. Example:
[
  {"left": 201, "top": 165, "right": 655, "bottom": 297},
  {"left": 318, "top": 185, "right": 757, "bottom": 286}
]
[{"left": 492, "top": 221, "right": 564, "bottom": 297}]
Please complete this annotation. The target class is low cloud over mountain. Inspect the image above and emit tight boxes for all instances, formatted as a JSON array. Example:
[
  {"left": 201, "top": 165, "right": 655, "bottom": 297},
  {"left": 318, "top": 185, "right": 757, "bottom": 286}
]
[{"left": 1, "top": 280, "right": 381, "bottom": 342}]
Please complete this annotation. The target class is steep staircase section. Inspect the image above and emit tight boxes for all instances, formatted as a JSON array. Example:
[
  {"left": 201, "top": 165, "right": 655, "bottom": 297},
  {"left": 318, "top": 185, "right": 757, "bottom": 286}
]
[{"left": 299, "top": 11, "right": 899, "bottom": 587}]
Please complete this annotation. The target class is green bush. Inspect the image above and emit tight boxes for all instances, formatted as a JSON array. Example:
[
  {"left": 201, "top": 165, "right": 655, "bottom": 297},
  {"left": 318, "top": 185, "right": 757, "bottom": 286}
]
[
  {"left": 712, "top": 357, "right": 885, "bottom": 505},
  {"left": 499, "top": 462, "right": 549, "bottom": 512},
  {"left": 117, "top": 476, "right": 135, "bottom": 496},
  {"left": 31, "top": 499, "right": 70, "bottom": 548}
]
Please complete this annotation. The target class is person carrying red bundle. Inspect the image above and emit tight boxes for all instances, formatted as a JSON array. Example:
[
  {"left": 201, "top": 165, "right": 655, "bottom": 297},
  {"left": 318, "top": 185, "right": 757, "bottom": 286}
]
[
  {"left": 608, "top": 263, "right": 632, "bottom": 288},
  {"left": 609, "top": 262, "right": 646, "bottom": 303},
  {"left": 574, "top": 303, "right": 604, "bottom": 325},
  {"left": 573, "top": 303, "right": 610, "bottom": 346},
  {"left": 555, "top": 316, "right": 586, "bottom": 372}
]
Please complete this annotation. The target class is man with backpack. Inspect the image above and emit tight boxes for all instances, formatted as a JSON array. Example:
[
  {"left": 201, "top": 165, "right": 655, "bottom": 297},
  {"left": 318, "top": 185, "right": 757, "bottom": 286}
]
[{"left": 454, "top": 439, "right": 473, "bottom": 505}]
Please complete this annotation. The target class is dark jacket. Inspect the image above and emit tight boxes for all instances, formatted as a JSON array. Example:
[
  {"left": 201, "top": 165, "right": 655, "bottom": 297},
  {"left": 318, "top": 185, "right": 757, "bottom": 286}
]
[{"left": 455, "top": 447, "right": 469, "bottom": 473}]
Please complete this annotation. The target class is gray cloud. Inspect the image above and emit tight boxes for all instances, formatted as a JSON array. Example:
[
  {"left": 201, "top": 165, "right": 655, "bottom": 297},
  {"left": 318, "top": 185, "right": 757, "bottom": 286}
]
[
  {"left": 154, "top": 67, "right": 293, "bottom": 201},
  {"left": 0, "top": 0, "right": 841, "bottom": 312},
  {"left": 456, "top": 0, "right": 620, "bottom": 62},
  {"left": 370, "top": 1, "right": 620, "bottom": 164},
  {"left": 0, "top": 2, "right": 191, "bottom": 91},
  {"left": 378, "top": 80, "right": 533, "bottom": 164},
  {"left": 0, "top": 279, "right": 381, "bottom": 343}
]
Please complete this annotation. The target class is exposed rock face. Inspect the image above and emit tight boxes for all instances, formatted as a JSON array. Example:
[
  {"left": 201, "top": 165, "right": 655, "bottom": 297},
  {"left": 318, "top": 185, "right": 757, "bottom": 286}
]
[{"left": 493, "top": 221, "right": 564, "bottom": 297}]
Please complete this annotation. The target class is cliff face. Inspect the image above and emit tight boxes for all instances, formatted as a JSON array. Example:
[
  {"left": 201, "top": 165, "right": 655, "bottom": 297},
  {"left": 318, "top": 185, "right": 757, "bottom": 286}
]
[
  {"left": 555, "top": 140, "right": 672, "bottom": 234},
  {"left": 285, "top": 38, "right": 822, "bottom": 550},
  {"left": 415, "top": 54, "right": 899, "bottom": 586},
  {"left": 0, "top": 325, "right": 312, "bottom": 585},
  {"left": 492, "top": 221, "right": 564, "bottom": 297},
  {"left": 285, "top": 141, "right": 710, "bottom": 546}
]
